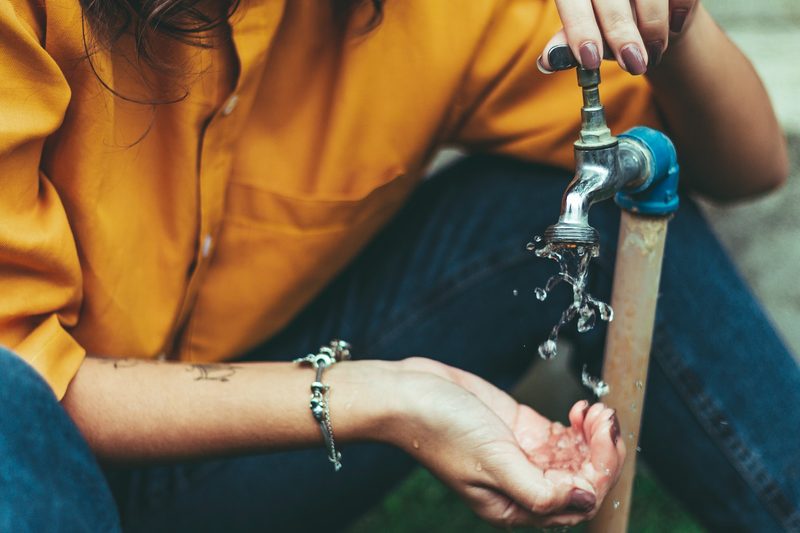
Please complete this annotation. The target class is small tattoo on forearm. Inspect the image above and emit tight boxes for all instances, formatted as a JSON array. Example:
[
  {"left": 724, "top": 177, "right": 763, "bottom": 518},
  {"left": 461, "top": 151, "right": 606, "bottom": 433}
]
[
  {"left": 187, "top": 364, "right": 239, "bottom": 382},
  {"left": 97, "top": 358, "right": 139, "bottom": 369}
]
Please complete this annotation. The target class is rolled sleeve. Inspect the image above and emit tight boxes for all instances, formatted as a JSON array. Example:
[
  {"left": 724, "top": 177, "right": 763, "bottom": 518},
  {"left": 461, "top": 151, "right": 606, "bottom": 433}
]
[{"left": 1, "top": 0, "right": 85, "bottom": 398}]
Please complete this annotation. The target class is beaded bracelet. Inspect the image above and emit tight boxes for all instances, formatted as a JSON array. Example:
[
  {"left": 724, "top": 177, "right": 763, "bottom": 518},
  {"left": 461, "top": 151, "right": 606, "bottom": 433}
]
[{"left": 293, "top": 340, "right": 351, "bottom": 471}]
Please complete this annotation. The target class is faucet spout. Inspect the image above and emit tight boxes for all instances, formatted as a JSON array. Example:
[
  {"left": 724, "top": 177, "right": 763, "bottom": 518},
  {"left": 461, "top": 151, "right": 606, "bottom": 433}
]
[
  {"left": 561, "top": 148, "right": 618, "bottom": 227},
  {"left": 545, "top": 138, "right": 652, "bottom": 246}
]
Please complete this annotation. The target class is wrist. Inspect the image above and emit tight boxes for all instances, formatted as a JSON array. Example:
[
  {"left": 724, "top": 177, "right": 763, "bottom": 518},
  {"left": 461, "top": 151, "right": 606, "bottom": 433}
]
[{"left": 323, "top": 359, "right": 407, "bottom": 444}]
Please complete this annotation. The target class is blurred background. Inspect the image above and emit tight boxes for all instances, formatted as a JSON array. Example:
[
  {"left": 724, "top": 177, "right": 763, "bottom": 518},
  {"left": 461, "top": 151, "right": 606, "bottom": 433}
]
[{"left": 349, "top": 2, "right": 800, "bottom": 531}]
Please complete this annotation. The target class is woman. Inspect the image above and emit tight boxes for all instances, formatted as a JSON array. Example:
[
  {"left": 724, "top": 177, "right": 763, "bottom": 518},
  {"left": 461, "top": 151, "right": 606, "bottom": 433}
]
[{"left": 0, "top": 0, "right": 796, "bottom": 530}]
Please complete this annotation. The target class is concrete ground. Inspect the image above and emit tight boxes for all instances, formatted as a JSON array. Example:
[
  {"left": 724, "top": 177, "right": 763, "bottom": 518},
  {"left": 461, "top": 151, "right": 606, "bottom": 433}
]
[{"left": 519, "top": 0, "right": 800, "bottom": 416}]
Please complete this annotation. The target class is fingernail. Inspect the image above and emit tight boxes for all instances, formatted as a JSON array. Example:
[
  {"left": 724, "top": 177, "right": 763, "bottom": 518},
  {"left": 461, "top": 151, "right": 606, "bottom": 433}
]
[
  {"left": 536, "top": 55, "right": 554, "bottom": 75},
  {"left": 620, "top": 44, "right": 646, "bottom": 75},
  {"left": 646, "top": 40, "right": 664, "bottom": 68},
  {"left": 579, "top": 41, "right": 601, "bottom": 69},
  {"left": 670, "top": 8, "right": 689, "bottom": 33},
  {"left": 582, "top": 401, "right": 591, "bottom": 417},
  {"left": 567, "top": 488, "right": 596, "bottom": 513},
  {"left": 547, "top": 44, "right": 577, "bottom": 70},
  {"left": 609, "top": 413, "right": 620, "bottom": 445}
]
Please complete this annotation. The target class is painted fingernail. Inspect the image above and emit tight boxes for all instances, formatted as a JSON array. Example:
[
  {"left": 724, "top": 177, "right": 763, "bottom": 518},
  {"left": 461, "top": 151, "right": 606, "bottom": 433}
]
[
  {"left": 620, "top": 44, "right": 646, "bottom": 75},
  {"left": 547, "top": 44, "right": 578, "bottom": 70},
  {"left": 567, "top": 488, "right": 596, "bottom": 513},
  {"left": 646, "top": 40, "right": 664, "bottom": 68},
  {"left": 579, "top": 41, "right": 601, "bottom": 69},
  {"left": 536, "top": 55, "right": 554, "bottom": 75},
  {"left": 670, "top": 8, "right": 689, "bottom": 33},
  {"left": 609, "top": 413, "right": 620, "bottom": 445}
]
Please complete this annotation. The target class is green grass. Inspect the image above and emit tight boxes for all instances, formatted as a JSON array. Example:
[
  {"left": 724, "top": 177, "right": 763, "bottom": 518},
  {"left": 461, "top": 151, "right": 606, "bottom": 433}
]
[{"left": 348, "top": 465, "right": 706, "bottom": 533}]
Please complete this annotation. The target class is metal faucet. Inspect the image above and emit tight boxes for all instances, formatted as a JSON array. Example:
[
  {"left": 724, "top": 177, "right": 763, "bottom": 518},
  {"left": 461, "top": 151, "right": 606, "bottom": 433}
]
[{"left": 543, "top": 67, "right": 655, "bottom": 246}]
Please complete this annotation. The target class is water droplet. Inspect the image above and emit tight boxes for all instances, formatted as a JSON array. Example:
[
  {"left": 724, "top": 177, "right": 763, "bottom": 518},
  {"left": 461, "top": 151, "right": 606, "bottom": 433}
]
[
  {"left": 597, "top": 302, "right": 614, "bottom": 321},
  {"left": 636, "top": 446, "right": 642, "bottom": 452},
  {"left": 534, "top": 287, "right": 547, "bottom": 301},
  {"left": 634, "top": 380, "right": 644, "bottom": 390},
  {"left": 720, "top": 420, "right": 729, "bottom": 426},
  {"left": 628, "top": 432, "right": 634, "bottom": 441},
  {"left": 581, "top": 364, "right": 609, "bottom": 397},
  {"left": 631, "top": 403, "right": 637, "bottom": 412},
  {"left": 475, "top": 462, "right": 483, "bottom": 472},
  {"left": 526, "top": 242, "right": 536, "bottom": 251},
  {"left": 613, "top": 500, "right": 621, "bottom": 510},
  {"left": 412, "top": 439, "right": 419, "bottom": 449},
  {"left": 538, "top": 339, "right": 558, "bottom": 360},
  {"left": 577, "top": 307, "right": 596, "bottom": 332},
  {"left": 557, "top": 439, "right": 567, "bottom": 449},
  {"left": 512, "top": 289, "right": 518, "bottom": 296}
]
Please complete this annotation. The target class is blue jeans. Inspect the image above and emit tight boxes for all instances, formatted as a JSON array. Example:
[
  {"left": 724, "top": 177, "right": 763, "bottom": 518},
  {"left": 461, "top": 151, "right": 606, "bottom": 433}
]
[
  {"left": 4, "top": 156, "right": 800, "bottom": 532},
  {"left": 0, "top": 349, "right": 121, "bottom": 532}
]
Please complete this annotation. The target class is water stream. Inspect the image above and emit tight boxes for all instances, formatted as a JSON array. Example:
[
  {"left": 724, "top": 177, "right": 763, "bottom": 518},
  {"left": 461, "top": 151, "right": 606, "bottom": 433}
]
[{"left": 528, "top": 236, "right": 614, "bottom": 364}]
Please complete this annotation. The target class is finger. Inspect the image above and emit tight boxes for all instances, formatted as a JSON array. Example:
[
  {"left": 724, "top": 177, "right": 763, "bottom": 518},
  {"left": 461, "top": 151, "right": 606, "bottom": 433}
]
[
  {"left": 591, "top": 0, "right": 648, "bottom": 74},
  {"left": 538, "top": 512, "right": 591, "bottom": 529},
  {"left": 586, "top": 407, "right": 616, "bottom": 445},
  {"left": 589, "top": 414, "right": 625, "bottom": 488},
  {"left": 568, "top": 399, "right": 591, "bottom": 433},
  {"left": 669, "top": 0, "right": 696, "bottom": 35},
  {"left": 538, "top": 29, "right": 576, "bottom": 73},
  {"left": 475, "top": 496, "right": 585, "bottom": 530},
  {"left": 582, "top": 402, "right": 607, "bottom": 440},
  {"left": 554, "top": 0, "right": 604, "bottom": 69},
  {"left": 633, "top": 0, "right": 669, "bottom": 67},
  {"left": 538, "top": 31, "right": 617, "bottom": 73}
]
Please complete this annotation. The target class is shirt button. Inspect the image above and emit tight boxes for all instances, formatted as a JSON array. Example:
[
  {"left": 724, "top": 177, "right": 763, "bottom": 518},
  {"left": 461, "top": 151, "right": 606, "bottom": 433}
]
[
  {"left": 201, "top": 234, "right": 213, "bottom": 258},
  {"left": 221, "top": 94, "right": 239, "bottom": 116}
]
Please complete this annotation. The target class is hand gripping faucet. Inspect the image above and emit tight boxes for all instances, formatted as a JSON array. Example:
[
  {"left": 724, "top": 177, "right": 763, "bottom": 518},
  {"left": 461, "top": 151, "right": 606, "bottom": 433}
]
[
  {"left": 543, "top": 67, "right": 680, "bottom": 247},
  {"left": 541, "top": 67, "right": 681, "bottom": 533}
]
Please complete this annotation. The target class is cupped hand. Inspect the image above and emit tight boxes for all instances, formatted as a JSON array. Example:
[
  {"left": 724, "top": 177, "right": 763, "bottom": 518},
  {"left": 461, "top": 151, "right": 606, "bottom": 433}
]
[
  {"left": 538, "top": 0, "right": 701, "bottom": 74},
  {"left": 390, "top": 358, "right": 625, "bottom": 529}
]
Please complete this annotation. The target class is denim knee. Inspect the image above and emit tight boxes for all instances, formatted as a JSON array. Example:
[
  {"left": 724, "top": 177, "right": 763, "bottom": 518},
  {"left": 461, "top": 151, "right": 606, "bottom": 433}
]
[{"left": 0, "top": 347, "right": 121, "bottom": 532}]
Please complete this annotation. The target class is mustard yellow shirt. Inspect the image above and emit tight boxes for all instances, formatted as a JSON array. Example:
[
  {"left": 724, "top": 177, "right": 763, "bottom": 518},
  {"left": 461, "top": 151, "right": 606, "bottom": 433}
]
[{"left": 0, "top": 0, "right": 657, "bottom": 398}]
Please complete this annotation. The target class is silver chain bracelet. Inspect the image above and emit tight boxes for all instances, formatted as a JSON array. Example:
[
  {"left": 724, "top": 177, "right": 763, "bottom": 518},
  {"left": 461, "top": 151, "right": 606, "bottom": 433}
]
[{"left": 293, "top": 340, "right": 351, "bottom": 471}]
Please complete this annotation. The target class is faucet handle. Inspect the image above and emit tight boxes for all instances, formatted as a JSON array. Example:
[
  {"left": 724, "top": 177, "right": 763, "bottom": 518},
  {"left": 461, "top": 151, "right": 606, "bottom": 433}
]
[
  {"left": 537, "top": 45, "right": 614, "bottom": 147},
  {"left": 575, "top": 67, "right": 616, "bottom": 149},
  {"left": 576, "top": 67, "right": 601, "bottom": 88}
]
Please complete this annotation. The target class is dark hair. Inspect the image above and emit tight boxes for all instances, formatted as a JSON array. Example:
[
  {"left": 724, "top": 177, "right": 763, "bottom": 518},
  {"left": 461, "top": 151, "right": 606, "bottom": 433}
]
[
  {"left": 80, "top": 0, "right": 383, "bottom": 69},
  {"left": 78, "top": 0, "right": 382, "bottom": 145}
]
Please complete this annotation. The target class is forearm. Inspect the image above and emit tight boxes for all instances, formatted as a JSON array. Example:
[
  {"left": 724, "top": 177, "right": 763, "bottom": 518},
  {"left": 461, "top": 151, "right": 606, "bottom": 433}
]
[
  {"left": 646, "top": 5, "right": 789, "bottom": 200},
  {"left": 62, "top": 356, "right": 398, "bottom": 461}
]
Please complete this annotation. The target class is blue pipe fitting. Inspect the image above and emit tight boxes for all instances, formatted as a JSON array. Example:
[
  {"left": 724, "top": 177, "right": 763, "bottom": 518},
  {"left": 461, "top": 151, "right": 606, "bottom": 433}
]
[{"left": 615, "top": 127, "right": 680, "bottom": 216}]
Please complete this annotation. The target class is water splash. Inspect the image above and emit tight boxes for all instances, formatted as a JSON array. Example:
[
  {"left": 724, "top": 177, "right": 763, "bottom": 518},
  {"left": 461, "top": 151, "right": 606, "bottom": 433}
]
[
  {"left": 529, "top": 238, "right": 613, "bottom": 360},
  {"left": 581, "top": 364, "right": 610, "bottom": 398}
]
